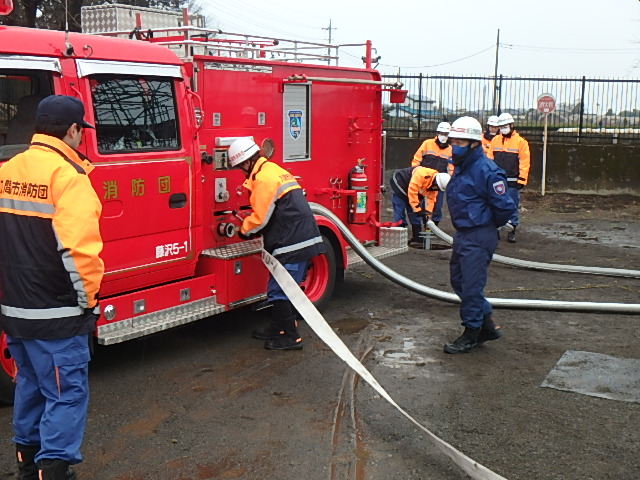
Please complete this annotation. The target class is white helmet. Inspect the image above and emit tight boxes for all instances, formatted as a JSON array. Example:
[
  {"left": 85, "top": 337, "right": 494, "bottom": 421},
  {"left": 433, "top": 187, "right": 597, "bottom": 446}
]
[
  {"left": 436, "top": 122, "right": 451, "bottom": 133},
  {"left": 435, "top": 172, "right": 451, "bottom": 191},
  {"left": 497, "top": 112, "right": 514, "bottom": 126},
  {"left": 228, "top": 138, "right": 260, "bottom": 167},
  {"left": 487, "top": 115, "right": 500, "bottom": 127},
  {"left": 448, "top": 116, "right": 483, "bottom": 141}
]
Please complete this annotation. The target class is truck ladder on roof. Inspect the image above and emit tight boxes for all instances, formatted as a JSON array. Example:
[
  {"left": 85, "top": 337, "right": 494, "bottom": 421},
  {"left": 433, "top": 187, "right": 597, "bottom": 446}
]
[{"left": 91, "top": 26, "right": 348, "bottom": 64}]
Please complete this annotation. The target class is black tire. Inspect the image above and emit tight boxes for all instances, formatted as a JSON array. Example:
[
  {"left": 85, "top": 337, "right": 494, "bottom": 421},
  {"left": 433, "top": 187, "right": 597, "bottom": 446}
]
[{"left": 0, "top": 328, "right": 15, "bottom": 405}]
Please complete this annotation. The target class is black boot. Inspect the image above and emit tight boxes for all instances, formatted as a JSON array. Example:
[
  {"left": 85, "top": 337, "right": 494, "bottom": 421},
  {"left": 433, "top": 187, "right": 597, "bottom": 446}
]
[
  {"left": 252, "top": 300, "right": 289, "bottom": 339},
  {"left": 37, "top": 459, "right": 77, "bottom": 480},
  {"left": 443, "top": 327, "right": 480, "bottom": 354},
  {"left": 478, "top": 316, "right": 503, "bottom": 344},
  {"left": 16, "top": 443, "right": 40, "bottom": 480},
  {"left": 507, "top": 226, "right": 516, "bottom": 243},
  {"left": 264, "top": 300, "right": 303, "bottom": 350}
]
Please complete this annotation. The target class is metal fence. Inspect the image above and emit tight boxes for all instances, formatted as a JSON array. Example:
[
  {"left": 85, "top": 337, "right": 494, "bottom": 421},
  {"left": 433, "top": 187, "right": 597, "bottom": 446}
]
[{"left": 381, "top": 74, "right": 640, "bottom": 144}]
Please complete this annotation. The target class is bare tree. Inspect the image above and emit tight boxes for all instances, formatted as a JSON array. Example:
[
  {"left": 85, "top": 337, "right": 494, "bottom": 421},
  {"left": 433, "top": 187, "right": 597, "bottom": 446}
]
[{"left": 1, "top": 0, "right": 205, "bottom": 31}]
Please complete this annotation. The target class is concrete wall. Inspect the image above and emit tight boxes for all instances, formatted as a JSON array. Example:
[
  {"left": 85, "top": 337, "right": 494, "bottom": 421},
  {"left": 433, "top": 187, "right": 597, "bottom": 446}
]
[{"left": 386, "top": 137, "right": 640, "bottom": 196}]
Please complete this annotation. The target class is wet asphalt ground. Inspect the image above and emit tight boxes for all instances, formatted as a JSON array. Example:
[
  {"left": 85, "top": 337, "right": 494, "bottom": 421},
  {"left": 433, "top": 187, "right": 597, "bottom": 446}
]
[{"left": 1, "top": 192, "right": 639, "bottom": 480}]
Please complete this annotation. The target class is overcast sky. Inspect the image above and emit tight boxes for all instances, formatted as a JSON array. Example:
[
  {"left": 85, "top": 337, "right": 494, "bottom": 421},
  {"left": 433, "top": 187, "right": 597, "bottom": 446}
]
[{"left": 201, "top": 0, "right": 640, "bottom": 78}]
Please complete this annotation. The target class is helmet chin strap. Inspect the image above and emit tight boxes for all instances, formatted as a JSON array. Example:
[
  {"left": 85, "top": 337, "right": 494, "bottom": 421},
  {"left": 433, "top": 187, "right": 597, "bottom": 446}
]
[{"left": 241, "top": 156, "right": 260, "bottom": 178}]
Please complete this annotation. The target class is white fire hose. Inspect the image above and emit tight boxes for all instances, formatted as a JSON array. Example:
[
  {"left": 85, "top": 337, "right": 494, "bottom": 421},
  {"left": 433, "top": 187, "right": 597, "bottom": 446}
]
[
  {"left": 309, "top": 203, "right": 640, "bottom": 314},
  {"left": 262, "top": 249, "right": 508, "bottom": 480},
  {"left": 427, "top": 220, "right": 640, "bottom": 279}
]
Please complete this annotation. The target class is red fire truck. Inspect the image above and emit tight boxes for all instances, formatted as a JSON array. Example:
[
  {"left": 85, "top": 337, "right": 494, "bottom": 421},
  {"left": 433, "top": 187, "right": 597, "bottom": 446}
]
[{"left": 0, "top": 1, "right": 408, "bottom": 402}]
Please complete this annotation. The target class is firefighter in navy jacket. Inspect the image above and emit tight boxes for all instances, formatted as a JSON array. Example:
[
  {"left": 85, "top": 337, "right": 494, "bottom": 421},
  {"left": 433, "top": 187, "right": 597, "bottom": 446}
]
[
  {"left": 0, "top": 96, "right": 104, "bottom": 480},
  {"left": 487, "top": 112, "right": 530, "bottom": 243},
  {"left": 228, "top": 138, "right": 325, "bottom": 351},
  {"left": 410, "top": 122, "right": 452, "bottom": 224},
  {"left": 443, "top": 117, "right": 516, "bottom": 355}
]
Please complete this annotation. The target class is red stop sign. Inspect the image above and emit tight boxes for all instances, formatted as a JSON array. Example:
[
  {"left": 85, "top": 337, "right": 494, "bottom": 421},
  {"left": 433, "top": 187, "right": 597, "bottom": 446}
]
[{"left": 538, "top": 94, "right": 556, "bottom": 114}]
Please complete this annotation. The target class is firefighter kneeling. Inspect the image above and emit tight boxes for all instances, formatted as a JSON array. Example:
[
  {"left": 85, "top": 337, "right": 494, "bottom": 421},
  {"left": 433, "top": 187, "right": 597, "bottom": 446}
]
[{"left": 228, "top": 138, "right": 325, "bottom": 350}]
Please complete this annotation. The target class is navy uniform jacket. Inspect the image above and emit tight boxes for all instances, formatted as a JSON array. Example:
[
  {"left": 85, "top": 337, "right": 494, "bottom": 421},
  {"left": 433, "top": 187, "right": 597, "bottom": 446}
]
[
  {"left": 447, "top": 146, "right": 516, "bottom": 230},
  {"left": 241, "top": 157, "right": 325, "bottom": 263}
]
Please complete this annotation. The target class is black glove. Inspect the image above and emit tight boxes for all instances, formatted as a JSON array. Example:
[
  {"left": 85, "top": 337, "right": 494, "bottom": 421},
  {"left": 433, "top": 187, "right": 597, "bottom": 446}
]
[
  {"left": 238, "top": 230, "right": 257, "bottom": 240},
  {"left": 414, "top": 210, "right": 429, "bottom": 219},
  {"left": 516, "top": 183, "right": 524, "bottom": 190}
]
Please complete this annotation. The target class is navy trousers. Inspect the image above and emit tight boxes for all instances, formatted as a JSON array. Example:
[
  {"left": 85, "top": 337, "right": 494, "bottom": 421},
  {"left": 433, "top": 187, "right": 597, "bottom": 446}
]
[
  {"left": 267, "top": 260, "right": 309, "bottom": 302},
  {"left": 449, "top": 225, "right": 498, "bottom": 329},
  {"left": 8, "top": 334, "right": 91, "bottom": 464},
  {"left": 507, "top": 187, "right": 520, "bottom": 226},
  {"left": 431, "top": 190, "right": 446, "bottom": 223},
  {"left": 391, "top": 192, "right": 421, "bottom": 228}
]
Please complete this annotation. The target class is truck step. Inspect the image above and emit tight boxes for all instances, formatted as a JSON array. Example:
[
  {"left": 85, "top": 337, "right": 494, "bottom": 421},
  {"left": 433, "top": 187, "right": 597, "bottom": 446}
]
[
  {"left": 97, "top": 297, "right": 226, "bottom": 345},
  {"left": 347, "top": 226, "right": 408, "bottom": 268},
  {"left": 201, "top": 238, "right": 263, "bottom": 259}
]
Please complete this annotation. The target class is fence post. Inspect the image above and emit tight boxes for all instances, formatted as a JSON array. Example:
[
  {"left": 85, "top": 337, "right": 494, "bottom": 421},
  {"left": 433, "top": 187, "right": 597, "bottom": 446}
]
[
  {"left": 418, "top": 73, "right": 423, "bottom": 137},
  {"left": 496, "top": 74, "right": 503, "bottom": 114},
  {"left": 578, "top": 76, "right": 586, "bottom": 144}
]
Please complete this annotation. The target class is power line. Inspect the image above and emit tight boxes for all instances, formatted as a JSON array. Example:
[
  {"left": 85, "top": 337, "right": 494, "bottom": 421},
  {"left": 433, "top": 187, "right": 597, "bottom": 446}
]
[
  {"left": 503, "top": 43, "right": 640, "bottom": 54},
  {"left": 378, "top": 44, "right": 495, "bottom": 69},
  {"left": 204, "top": 0, "right": 327, "bottom": 43}
]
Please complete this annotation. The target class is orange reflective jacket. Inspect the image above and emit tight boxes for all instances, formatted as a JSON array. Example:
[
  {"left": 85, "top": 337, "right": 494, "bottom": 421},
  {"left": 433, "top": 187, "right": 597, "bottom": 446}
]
[
  {"left": 390, "top": 166, "right": 439, "bottom": 214},
  {"left": 411, "top": 137, "right": 452, "bottom": 174},
  {"left": 481, "top": 131, "right": 495, "bottom": 155},
  {"left": 0, "top": 134, "right": 104, "bottom": 339},
  {"left": 241, "top": 157, "right": 324, "bottom": 262},
  {"left": 407, "top": 167, "right": 440, "bottom": 214},
  {"left": 487, "top": 131, "right": 530, "bottom": 187}
]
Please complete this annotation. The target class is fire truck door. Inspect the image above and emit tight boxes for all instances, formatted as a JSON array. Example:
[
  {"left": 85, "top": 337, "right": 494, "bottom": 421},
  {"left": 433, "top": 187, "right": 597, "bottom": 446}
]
[
  {"left": 0, "top": 56, "right": 58, "bottom": 162},
  {"left": 76, "top": 60, "right": 195, "bottom": 284}
]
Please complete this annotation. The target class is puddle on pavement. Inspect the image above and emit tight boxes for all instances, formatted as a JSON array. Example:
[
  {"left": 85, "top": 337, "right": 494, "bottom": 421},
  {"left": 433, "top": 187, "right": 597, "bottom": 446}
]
[
  {"left": 332, "top": 317, "right": 369, "bottom": 334},
  {"left": 528, "top": 221, "right": 640, "bottom": 249},
  {"left": 377, "top": 336, "right": 438, "bottom": 371}
]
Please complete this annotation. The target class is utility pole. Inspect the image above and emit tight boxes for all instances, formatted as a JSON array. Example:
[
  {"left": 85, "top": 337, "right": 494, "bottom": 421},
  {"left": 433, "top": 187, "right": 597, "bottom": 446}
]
[
  {"left": 492, "top": 29, "right": 500, "bottom": 114},
  {"left": 322, "top": 19, "right": 337, "bottom": 65}
]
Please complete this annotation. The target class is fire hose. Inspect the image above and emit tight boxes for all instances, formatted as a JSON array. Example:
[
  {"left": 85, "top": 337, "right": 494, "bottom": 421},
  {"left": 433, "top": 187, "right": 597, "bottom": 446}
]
[
  {"left": 309, "top": 203, "right": 640, "bottom": 314},
  {"left": 426, "top": 220, "right": 640, "bottom": 279}
]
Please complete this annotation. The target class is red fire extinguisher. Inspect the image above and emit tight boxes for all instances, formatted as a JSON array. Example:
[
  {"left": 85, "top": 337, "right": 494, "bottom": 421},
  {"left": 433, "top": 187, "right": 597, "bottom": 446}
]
[{"left": 348, "top": 158, "right": 368, "bottom": 224}]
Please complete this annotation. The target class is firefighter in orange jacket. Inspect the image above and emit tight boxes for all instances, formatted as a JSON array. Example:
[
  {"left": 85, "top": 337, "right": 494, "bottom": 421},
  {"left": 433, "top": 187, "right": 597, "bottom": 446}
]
[
  {"left": 0, "top": 96, "right": 104, "bottom": 480},
  {"left": 390, "top": 166, "right": 450, "bottom": 247},
  {"left": 481, "top": 115, "right": 500, "bottom": 155},
  {"left": 229, "top": 138, "right": 325, "bottom": 351},
  {"left": 488, "top": 112, "right": 530, "bottom": 243},
  {"left": 410, "top": 122, "right": 452, "bottom": 225}
]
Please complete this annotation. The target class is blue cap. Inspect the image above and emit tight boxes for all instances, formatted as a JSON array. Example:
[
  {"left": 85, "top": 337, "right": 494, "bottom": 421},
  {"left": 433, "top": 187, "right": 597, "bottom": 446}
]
[{"left": 36, "top": 95, "right": 95, "bottom": 129}]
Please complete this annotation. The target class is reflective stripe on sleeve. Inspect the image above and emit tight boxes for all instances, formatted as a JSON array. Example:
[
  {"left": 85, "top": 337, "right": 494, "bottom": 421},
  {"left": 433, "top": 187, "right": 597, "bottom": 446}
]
[
  {"left": 272, "top": 235, "right": 324, "bottom": 256},
  {"left": 247, "top": 200, "right": 276, "bottom": 235},
  {"left": 54, "top": 229, "right": 90, "bottom": 308},
  {"left": 1, "top": 305, "right": 84, "bottom": 319},
  {"left": 276, "top": 181, "right": 299, "bottom": 198},
  {"left": 0, "top": 198, "right": 55, "bottom": 215},
  {"left": 391, "top": 173, "right": 408, "bottom": 200}
]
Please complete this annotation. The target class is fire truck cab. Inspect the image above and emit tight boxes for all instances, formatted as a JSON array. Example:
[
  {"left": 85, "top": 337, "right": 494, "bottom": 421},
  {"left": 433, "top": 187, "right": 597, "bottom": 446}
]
[{"left": 0, "top": 3, "right": 408, "bottom": 403}]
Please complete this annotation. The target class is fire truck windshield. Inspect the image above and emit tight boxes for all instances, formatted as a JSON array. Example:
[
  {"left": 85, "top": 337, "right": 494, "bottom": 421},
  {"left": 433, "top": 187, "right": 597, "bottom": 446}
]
[{"left": 90, "top": 75, "right": 180, "bottom": 153}]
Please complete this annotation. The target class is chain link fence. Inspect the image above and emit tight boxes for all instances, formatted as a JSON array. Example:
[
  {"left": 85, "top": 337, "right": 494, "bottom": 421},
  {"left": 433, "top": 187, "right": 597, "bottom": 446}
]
[{"left": 382, "top": 74, "right": 640, "bottom": 145}]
